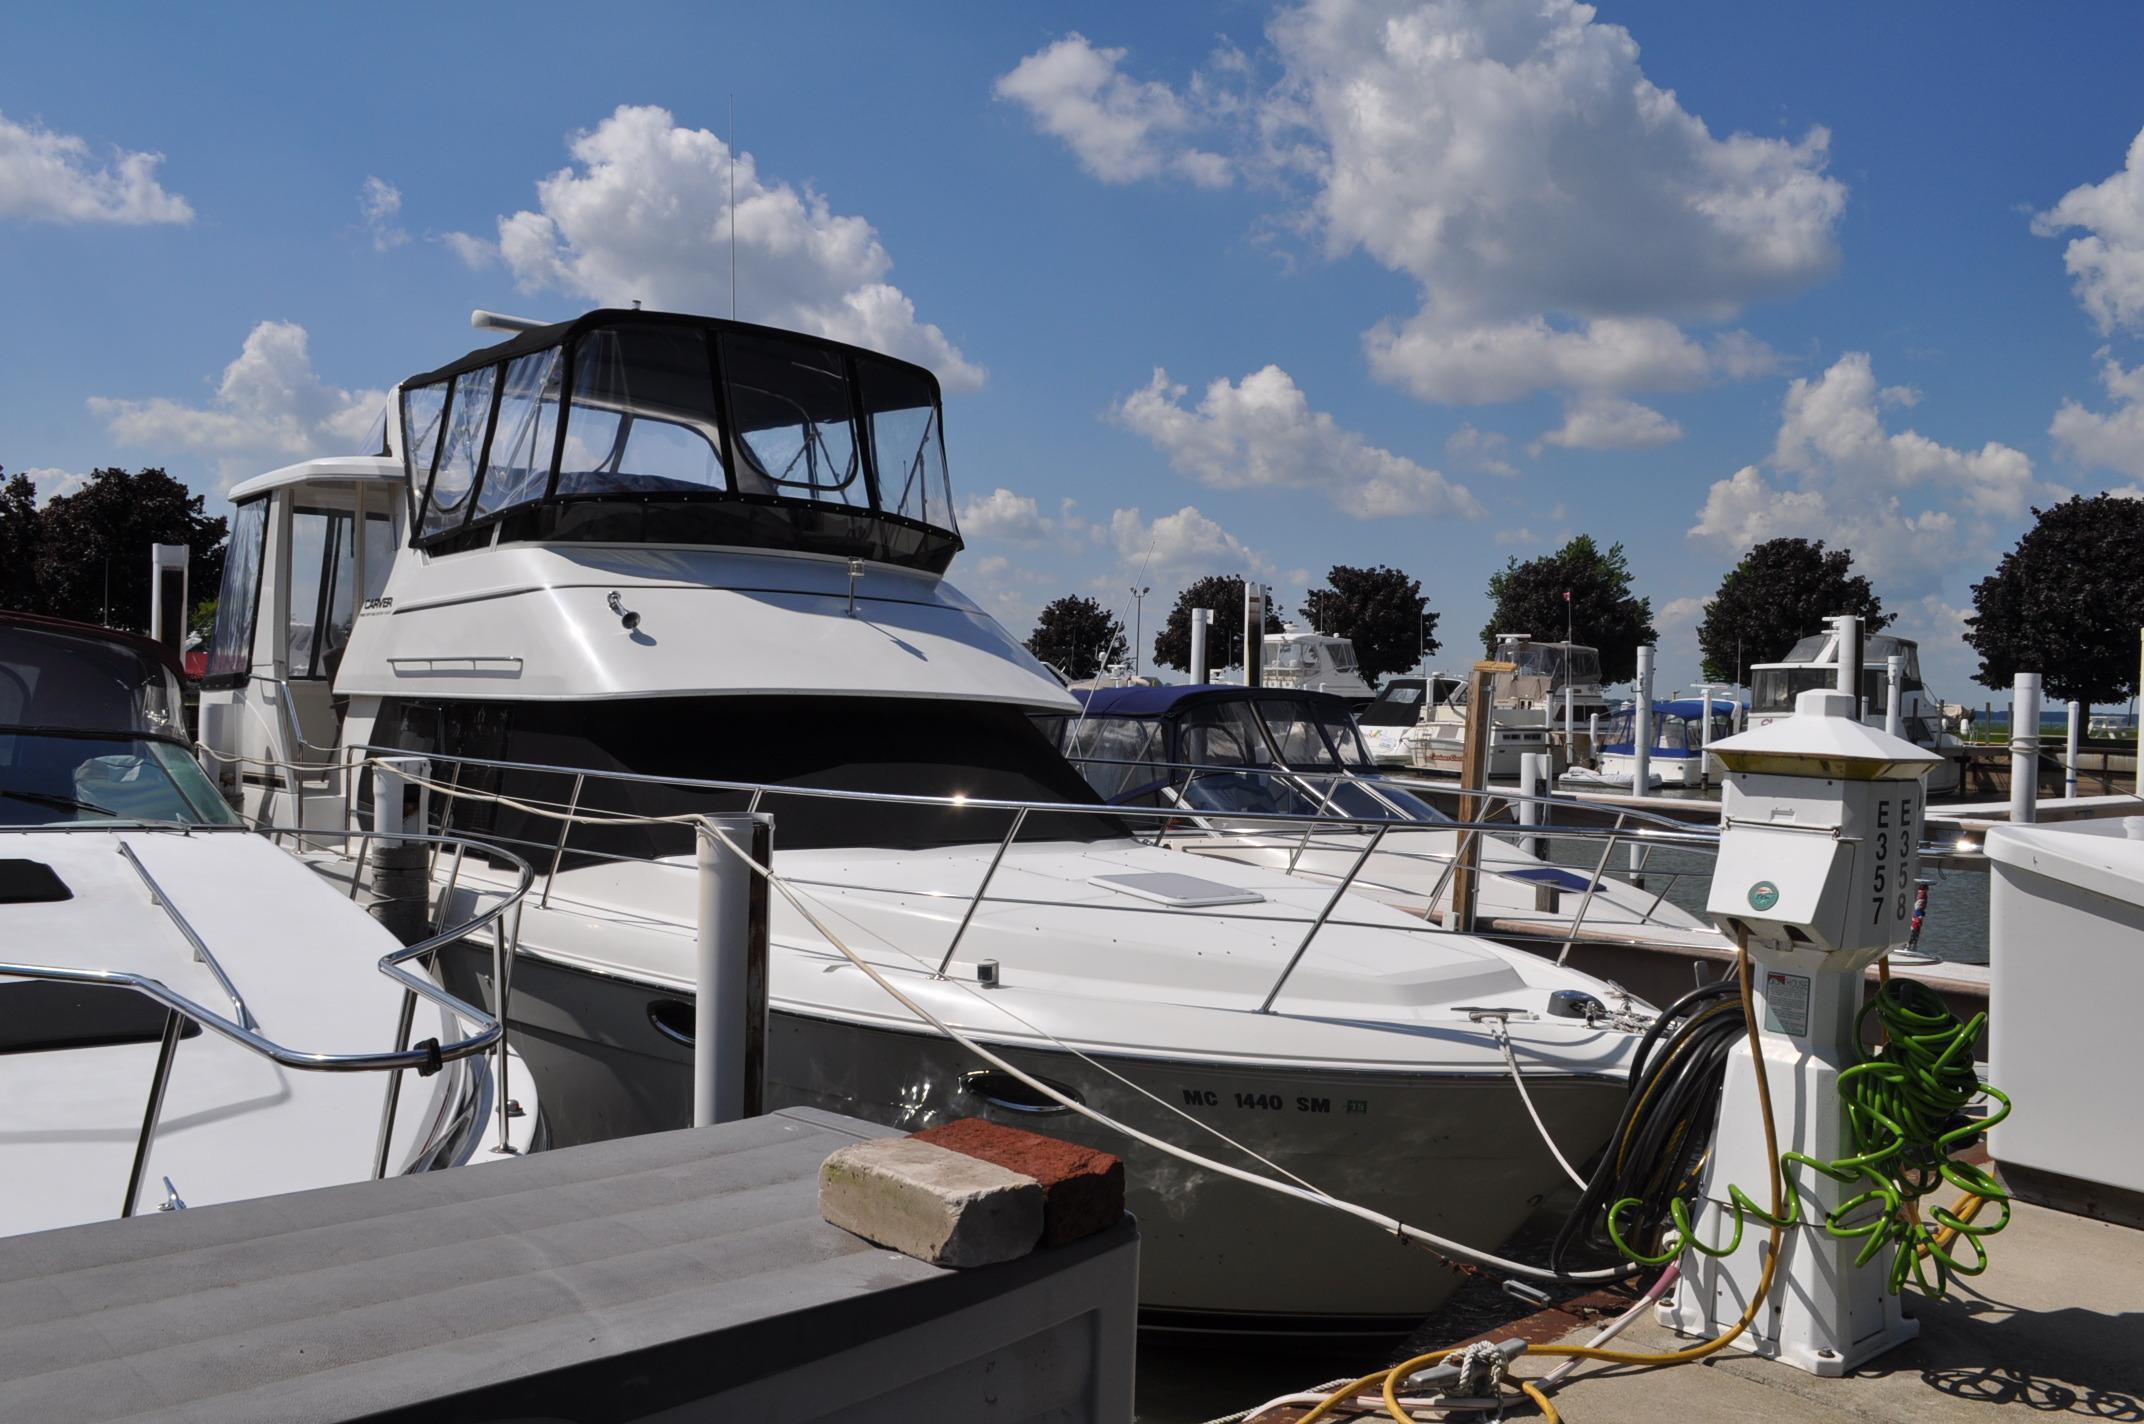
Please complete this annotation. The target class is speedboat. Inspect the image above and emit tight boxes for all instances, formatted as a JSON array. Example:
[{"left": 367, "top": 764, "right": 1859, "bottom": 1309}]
[
  {"left": 1049, "top": 683, "right": 1716, "bottom": 951},
  {"left": 1749, "top": 632, "right": 1962, "bottom": 795},
  {"left": 1404, "top": 636, "right": 1609, "bottom": 777},
  {"left": 1259, "top": 624, "right": 1372, "bottom": 706},
  {"left": 1588, "top": 698, "right": 1737, "bottom": 789},
  {"left": 194, "top": 307, "right": 1649, "bottom": 1333},
  {"left": 1357, "top": 673, "right": 1461, "bottom": 766},
  {"left": 0, "top": 611, "right": 538, "bottom": 1236}
]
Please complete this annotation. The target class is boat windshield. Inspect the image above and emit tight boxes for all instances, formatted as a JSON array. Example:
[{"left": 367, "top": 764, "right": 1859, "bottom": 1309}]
[
  {"left": 371, "top": 694, "right": 1124, "bottom": 863},
  {"left": 0, "top": 620, "right": 239, "bottom": 828},
  {"left": 1752, "top": 666, "right": 1887, "bottom": 714},
  {"left": 1509, "top": 642, "right": 1601, "bottom": 689},
  {"left": 1359, "top": 680, "right": 1426, "bottom": 727},
  {"left": 400, "top": 311, "right": 961, "bottom": 572}
]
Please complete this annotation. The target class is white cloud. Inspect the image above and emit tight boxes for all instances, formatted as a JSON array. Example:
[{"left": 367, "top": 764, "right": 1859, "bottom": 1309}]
[
  {"left": 1006, "top": 2, "right": 1841, "bottom": 408},
  {"left": 1112, "top": 364, "right": 1483, "bottom": 519},
  {"left": 88, "top": 321, "right": 387, "bottom": 490},
  {"left": 15, "top": 467, "right": 85, "bottom": 502},
  {"left": 483, "top": 105, "right": 982, "bottom": 390},
  {"left": 0, "top": 111, "right": 192, "bottom": 224},
  {"left": 1109, "top": 504, "right": 1265, "bottom": 575},
  {"left": 1539, "top": 395, "right": 1684, "bottom": 451},
  {"left": 1444, "top": 424, "right": 1520, "bottom": 478},
  {"left": 359, "top": 176, "right": 408, "bottom": 251},
  {"left": 2033, "top": 126, "right": 2144, "bottom": 335},
  {"left": 2050, "top": 349, "right": 2144, "bottom": 483},
  {"left": 441, "top": 230, "right": 497, "bottom": 268},
  {"left": 1689, "top": 353, "right": 2050, "bottom": 576},
  {"left": 994, "top": 34, "right": 1235, "bottom": 187}
]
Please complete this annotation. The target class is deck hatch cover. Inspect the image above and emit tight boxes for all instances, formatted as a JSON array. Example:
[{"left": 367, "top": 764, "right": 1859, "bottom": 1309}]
[
  {"left": 0, "top": 860, "right": 71, "bottom": 904},
  {"left": 1088, "top": 872, "right": 1264, "bottom": 908}
]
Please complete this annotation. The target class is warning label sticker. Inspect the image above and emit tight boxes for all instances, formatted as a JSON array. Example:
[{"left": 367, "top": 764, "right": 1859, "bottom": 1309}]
[{"left": 1764, "top": 971, "right": 1812, "bottom": 1038}]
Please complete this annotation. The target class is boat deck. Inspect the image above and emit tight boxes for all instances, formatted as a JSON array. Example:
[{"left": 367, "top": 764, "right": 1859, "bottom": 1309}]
[{"left": 1239, "top": 1196, "right": 2141, "bottom": 1422}]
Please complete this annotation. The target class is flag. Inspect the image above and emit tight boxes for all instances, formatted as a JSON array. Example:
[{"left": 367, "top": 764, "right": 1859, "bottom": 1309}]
[{"left": 1563, "top": 590, "right": 1571, "bottom": 602}]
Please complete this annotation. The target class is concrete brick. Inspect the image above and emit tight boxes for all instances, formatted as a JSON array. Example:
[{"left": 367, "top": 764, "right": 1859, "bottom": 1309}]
[
  {"left": 913, "top": 1118, "right": 1126, "bottom": 1248},
  {"left": 819, "top": 1136, "right": 1043, "bottom": 1268}
]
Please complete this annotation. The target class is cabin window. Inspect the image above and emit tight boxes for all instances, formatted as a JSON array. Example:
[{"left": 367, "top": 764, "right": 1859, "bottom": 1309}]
[
  {"left": 400, "top": 383, "right": 449, "bottom": 517},
  {"left": 858, "top": 356, "right": 954, "bottom": 531},
  {"left": 203, "top": 497, "right": 269, "bottom": 686},
  {"left": 556, "top": 327, "right": 726, "bottom": 499},
  {"left": 288, "top": 507, "right": 393, "bottom": 681},
  {"left": 421, "top": 364, "right": 499, "bottom": 538},
  {"left": 474, "top": 348, "right": 565, "bottom": 520},
  {"left": 721, "top": 333, "right": 864, "bottom": 507}
]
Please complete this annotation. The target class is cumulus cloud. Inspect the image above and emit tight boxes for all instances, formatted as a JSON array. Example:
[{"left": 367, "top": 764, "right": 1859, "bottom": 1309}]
[
  {"left": 2033, "top": 126, "right": 2144, "bottom": 336},
  {"left": 88, "top": 321, "right": 387, "bottom": 490},
  {"left": 958, "top": 487, "right": 1101, "bottom": 545},
  {"left": 359, "top": 176, "right": 408, "bottom": 251},
  {"left": 1689, "top": 353, "right": 2051, "bottom": 576},
  {"left": 2050, "top": 349, "right": 2144, "bottom": 483},
  {"left": 1112, "top": 364, "right": 1483, "bottom": 519},
  {"left": 994, "top": 34, "right": 1236, "bottom": 187},
  {"left": 1004, "top": 3, "right": 1841, "bottom": 408},
  {"left": 1444, "top": 424, "right": 1521, "bottom": 478},
  {"left": 0, "top": 111, "right": 192, "bottom": 225},
  {"left": 1539, "top": 395, "right": 1684, "bottom": 451},
  {"left": 1109, "top": 504, "right": 1266, "bottom": 575},
  {"left": 481, "top": 105, "right": 982, "bottom": 389},
  {"left": 14, "top": 467, "right": 86, "bottom": 502},
  {"left": 441, "top": 230, "right": 497, "bottom": 268}
]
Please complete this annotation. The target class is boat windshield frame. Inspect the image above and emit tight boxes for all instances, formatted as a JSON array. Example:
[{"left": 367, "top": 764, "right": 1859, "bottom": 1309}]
[{"left": 396, "top": 310, "right": 963, "bottom": 573}]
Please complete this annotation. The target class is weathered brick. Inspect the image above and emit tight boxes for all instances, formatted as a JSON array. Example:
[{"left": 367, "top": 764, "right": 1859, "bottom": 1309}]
[
  {"left": 913, "top": 1118, "right": 1126, "bottom": 1247},
  {"left": 819, "top": 1136, "right": 1043, "bottom": 1268}
]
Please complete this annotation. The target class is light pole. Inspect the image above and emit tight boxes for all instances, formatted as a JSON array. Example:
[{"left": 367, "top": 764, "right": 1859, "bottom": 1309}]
[{"left": 1128, "top": 586, "right": 1150, "bottom": 677}]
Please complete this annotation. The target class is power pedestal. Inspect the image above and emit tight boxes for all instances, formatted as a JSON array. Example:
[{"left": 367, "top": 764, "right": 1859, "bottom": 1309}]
[{"left": 1658, "top": 686, "right": 1940, "bottom": 1376}]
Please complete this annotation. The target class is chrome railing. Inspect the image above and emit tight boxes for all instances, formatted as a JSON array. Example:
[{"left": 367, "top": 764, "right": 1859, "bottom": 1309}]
[{"left": 0, "top": 828, "right": 532, "bottom": 1218}]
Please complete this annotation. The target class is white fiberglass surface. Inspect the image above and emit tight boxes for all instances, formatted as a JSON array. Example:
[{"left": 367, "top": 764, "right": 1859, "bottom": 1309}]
[
  {"left": 0, "top": 830, "right": 469, "bottom": 1235},
  {"left": 501, "top": 839, "right": 1639, "bottom": 1077}
]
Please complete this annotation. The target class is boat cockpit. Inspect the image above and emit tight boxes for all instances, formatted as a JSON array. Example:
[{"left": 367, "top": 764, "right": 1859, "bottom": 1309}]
[{"left": 400, "top": 309, "right": 961, "bottom": 572}]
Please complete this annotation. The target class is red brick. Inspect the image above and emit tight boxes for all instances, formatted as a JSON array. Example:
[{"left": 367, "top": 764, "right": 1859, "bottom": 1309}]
[{"left": 913, "top": 1118, "right": 1125, "bottom": 1247}]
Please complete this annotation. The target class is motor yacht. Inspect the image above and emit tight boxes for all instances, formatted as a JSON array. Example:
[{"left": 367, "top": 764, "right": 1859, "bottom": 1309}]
[
  {"left": 1748, "top": 632, "right": 1962, "bottom": 795},
  {"left": 1259, "top": 624, "right": 1372, "bottom": 705},
  {"left": 194, "top": 307, "right": 1650, "bottom": 1333},
  {"left": 1050, "top": 684, "right": 1715, "bottom": 951},
  {"left": 0, "top": 612, "right": 537, "bottom": 1236},
  {"left": 1584, "top": 698, "right": 1738, "bottom": 789},
  {"left": 1404, "top": 636, "right": 1609, "bottom": 778},
  {"left": 1356, "top": 673, "right": 1461, "bottom": 767}
]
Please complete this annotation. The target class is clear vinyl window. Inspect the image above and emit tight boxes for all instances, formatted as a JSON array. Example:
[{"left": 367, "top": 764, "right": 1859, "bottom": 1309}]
[
  {"left": 421, "top": 364, "right": 498, "bottom": 538},
  {"left": 203, "top": 498, "right": 269, "bottom": 684}
]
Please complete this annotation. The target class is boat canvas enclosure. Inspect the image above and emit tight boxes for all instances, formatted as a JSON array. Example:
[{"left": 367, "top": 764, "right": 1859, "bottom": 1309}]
[{"left": 398, "top": 309, "right": 962, "bottom": 571}]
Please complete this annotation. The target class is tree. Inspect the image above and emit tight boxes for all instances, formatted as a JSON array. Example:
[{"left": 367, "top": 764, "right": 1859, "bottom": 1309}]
[
  {"left": 0, "top": 469, "right": 41, "bottom": 615},
  {"left": 1025, "top": 595, "right": 1124, "bottom": 680},
  {"left": 30, "top": 468, "right": 227, "bottom": 632},
  {"left": 1696, "top": 538, "right": 1890, "bottom": 685},
  {"left": 1299, "top": 564, "right": 1438, "bottom": 685},
  {"left": 1481, "top": 535, "right": 1656, "bottom": 684},
  {"left": 1965, "top": 494, "right": 2144, "bottom": 705},
  {"left": 1152, "top": 574, "right": 1284, "bottom": 674}
]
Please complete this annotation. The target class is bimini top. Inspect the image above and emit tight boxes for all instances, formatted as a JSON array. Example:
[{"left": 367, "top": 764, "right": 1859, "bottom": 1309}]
[
  {"left": 397, "top": 308, "right": 963, "bottom": 574},
  {"left": 1073, "top": 683, "right": 1361, "bottom": 720}
]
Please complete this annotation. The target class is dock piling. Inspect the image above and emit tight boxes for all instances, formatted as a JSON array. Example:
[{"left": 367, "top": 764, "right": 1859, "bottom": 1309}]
[{"left": 2010, "top": 673, "right": 2042, "bottom": 825}]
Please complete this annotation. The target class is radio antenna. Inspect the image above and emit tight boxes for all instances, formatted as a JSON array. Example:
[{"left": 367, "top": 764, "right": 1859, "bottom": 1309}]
[{"left": 729, "top": 94, "right": 738, "bottom": 320}]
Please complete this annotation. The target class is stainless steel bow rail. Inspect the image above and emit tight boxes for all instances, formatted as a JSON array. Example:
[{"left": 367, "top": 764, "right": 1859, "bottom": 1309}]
[
  {"left": 334, "top": 744, "right": 1735, "bottom": 1012},
  {"left": 0, "top": 829, "right": 533, "bottom": 1219}
]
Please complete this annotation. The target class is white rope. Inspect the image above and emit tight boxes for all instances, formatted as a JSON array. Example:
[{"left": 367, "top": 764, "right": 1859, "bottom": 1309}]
[{"left": 1494, "top": 1019, "right": 1590, "bottom": 1191}]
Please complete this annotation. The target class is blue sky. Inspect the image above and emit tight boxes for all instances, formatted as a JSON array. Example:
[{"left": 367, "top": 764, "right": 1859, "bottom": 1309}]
[{"left": 7, "top": 2, "right": 2144, "bottom": 704}]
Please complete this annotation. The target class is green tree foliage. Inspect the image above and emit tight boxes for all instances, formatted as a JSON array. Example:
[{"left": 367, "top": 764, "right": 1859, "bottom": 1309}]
[
  {"left": 1965, "top": 494, "right": 2144, "bottom": 704},
  {"left": 1298, "top": 564, "right": 1438, "bottom": 686},
  {"left": 25, "top": 468, "right": 227, "bottom": 632},
  {"left": 1697, "top": 538, "right": 1890, "bottom": 684},
  {"left": 1152, "top": 574, "right": 1284, "bottom": 674},
  {"left": 1481, "top": 535, "right": 1656, "bottom": 684},
  {"left": 1025, "top": 595, "right": 1125, "bottom": 680},
  {"left": 0, "top": 470, "right": 40, "bottom": 615}
]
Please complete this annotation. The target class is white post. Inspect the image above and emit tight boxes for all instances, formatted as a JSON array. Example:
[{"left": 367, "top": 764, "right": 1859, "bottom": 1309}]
[
  {"left": 1695, "top": 683, "right": 1718, "bottom": 788},
  {"left": 1563, "top": 684, "right": 1575, "bottom": 768},
  {"left": 2066, "top": 698, "right": 2082, "bottom": 800},
  {"left": 148, "top": 543, "right": 189, "bottom": 659},
  {"left": 1631, "top": 646, "right": 1654, "bottom": 796},
  {"left": 2011, "top": 673, "right": 2042, "bottom": 826},
  {"left": 1518, "top": 752, "right": 1549, "bottom": 861},
  {"left": 1884, "top": 654, "right": 1905, "bottom": 739},
  {"left": 372, "top": 755, "right": 430, "bottom": 837},
  {"left": 694, "top": 816, "right": 755, "bottom": 1127},
  {"left": 1243, "top": 580, "right": 1266, "bottom": 688},
  {"left": 1587, "top": 712, "right": 1600, "bottom": 767},
  {"left": 1833, "top": 614, "right": 1863, "bottom": 702},
  {"left": 1189, "top": 609, "right": 1211, "bottom": 684}
]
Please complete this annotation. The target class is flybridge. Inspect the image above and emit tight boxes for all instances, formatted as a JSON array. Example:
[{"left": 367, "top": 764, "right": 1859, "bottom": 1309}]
[{"left": 398, "top": 309, "right": 963, "bottom": 573}]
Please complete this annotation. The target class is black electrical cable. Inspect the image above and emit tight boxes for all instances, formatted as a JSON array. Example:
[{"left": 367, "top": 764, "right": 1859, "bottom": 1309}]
[{"left": 1550, "top": 976, "right": 1748, "bottom": 1278}]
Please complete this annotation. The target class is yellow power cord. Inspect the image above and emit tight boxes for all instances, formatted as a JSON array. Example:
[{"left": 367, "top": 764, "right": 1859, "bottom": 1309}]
[{"left": 1297, "top": 935, "right": 1788, "bottom": 1423}]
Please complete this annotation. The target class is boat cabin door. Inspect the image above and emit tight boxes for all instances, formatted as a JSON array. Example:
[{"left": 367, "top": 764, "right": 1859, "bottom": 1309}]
[{"left": 194, "top": 461, "right": 400, "bottom": 831}]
